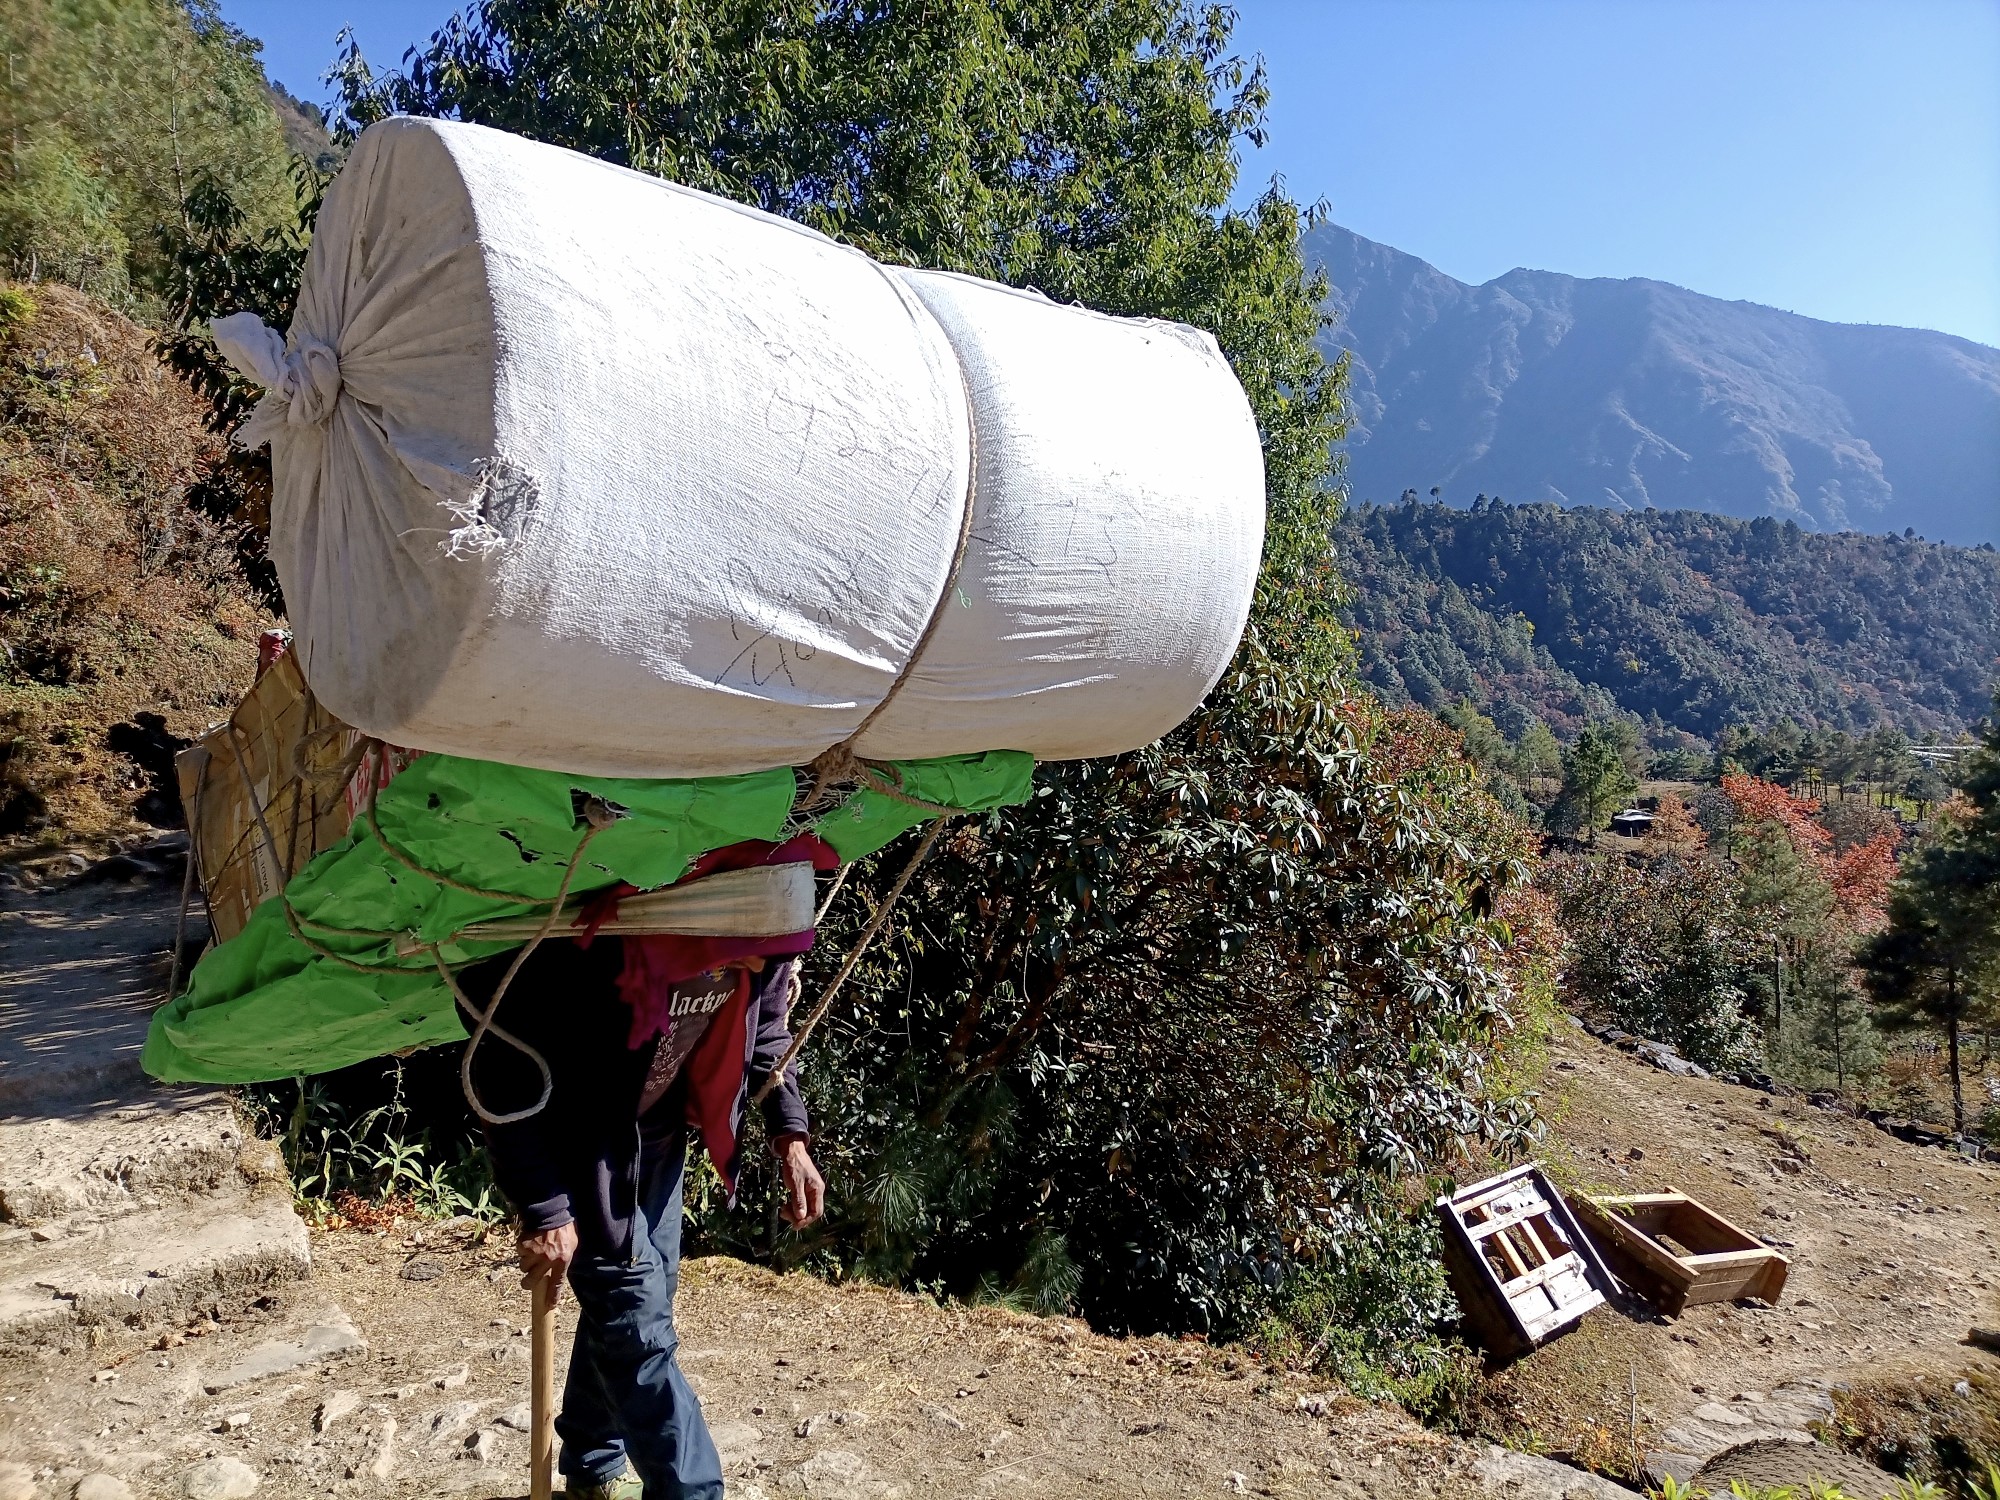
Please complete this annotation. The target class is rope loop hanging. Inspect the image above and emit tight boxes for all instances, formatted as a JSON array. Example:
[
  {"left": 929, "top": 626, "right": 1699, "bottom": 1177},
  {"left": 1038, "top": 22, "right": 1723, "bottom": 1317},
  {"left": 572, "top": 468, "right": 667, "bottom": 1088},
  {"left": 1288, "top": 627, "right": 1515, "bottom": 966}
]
[{"left": 218, "top": 731, "right": 599, "bottom": 1125}]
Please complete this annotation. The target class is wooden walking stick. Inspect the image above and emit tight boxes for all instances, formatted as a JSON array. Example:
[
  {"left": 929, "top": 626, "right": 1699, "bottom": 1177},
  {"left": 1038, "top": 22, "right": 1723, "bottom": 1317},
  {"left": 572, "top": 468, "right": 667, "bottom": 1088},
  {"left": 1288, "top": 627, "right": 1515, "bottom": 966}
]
[{"left": 531, "top": 1270, "right": 556, "bottom": 1500}]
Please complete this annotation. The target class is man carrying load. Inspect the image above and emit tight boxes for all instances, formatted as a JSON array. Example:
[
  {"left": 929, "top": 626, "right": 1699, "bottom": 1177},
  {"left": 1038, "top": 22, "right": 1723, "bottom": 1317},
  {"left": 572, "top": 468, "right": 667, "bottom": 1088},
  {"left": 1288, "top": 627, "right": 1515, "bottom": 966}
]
[{"left": 464, "top": 838, "right": 832, "bottom": 1500}]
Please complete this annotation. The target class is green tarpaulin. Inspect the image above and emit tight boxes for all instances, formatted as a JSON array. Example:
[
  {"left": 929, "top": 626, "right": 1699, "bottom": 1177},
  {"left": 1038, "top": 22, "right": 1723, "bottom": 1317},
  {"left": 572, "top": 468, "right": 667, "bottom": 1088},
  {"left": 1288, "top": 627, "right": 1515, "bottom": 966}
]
[{"left": 142, "top": 750, "right": 1033, "bottom": 1084}]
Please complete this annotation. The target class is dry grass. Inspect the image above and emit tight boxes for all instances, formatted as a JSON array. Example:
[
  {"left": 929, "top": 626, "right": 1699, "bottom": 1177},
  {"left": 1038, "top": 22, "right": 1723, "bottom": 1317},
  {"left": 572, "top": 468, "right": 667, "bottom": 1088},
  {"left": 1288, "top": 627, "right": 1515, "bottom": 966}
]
[
  {"left": 1833, "top": 1366, "right": 2000, "bottom": 1491},
  {"left": 0, "top": 279, "right": 269, "bottom": 858}
]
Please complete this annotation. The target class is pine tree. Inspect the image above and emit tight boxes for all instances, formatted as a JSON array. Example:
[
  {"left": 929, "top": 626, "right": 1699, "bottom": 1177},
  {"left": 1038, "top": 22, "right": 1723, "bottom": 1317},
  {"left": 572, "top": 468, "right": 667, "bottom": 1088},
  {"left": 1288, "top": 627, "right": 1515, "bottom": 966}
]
[
  {"left": 1858, "top": 694, "right": 2000, "bottom": 1136},
  {"left": 1553, "top": 724, "right": 1638, "bottom": 839},
  {"left": 1780, "top": 947, "right": 1882, "bottom": 1093}
]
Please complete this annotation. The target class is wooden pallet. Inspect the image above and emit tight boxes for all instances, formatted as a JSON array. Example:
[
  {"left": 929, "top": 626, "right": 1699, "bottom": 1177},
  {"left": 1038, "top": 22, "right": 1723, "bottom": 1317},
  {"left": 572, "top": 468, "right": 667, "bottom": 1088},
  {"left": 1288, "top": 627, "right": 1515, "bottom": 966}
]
[
  {"left": 1435, "top": 1165, "right": 1614, "bottom": 1361},
  {"left": 1570, "top": 1188, "right": 1789, "bottom": 1316}
]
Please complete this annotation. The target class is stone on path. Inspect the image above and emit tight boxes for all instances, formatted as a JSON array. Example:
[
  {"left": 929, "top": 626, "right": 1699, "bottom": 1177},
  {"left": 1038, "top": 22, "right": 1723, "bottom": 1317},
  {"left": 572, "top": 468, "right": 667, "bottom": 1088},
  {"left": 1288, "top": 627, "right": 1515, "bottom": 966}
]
[
  {"left": 0, "top": 885, "right": 312, "bottom": 1353},
  {"left": 427, "top": 1400, "right": 485, "bottom": 1443},
  {"left": 1644, "top": 1379, "right": 1840, "bottom": 1488},
  {"left": 709, "top": 1420, "right": 763, "bottom": 1470},
  {"left": 790, "top": 1448, "right": 904, "bottom": 1500},
  {"left": 75, "top": 1476, "right": 135, "bottom": 1500},
  {"left": 366, "top": 1416, "right": 398, "bottom": 1482},
  {"left": 201, "top": 1316, "right": 366, "bottom": 1393},
  {"left": 314, "top": 1390, "right": 361, "bottom": 1435},
  {"left": 493, "top": 1403, "right": 533, "bottom": 1432},
  {"left": 183, "top": 1456, "right": 260, "bottom": 1500},
  {"left": 1472, "top": 1445, "right": 1636, "bottom": 1498},
  {"left": 463, "top": 1429, "right": 499, "bottom": 1464}
]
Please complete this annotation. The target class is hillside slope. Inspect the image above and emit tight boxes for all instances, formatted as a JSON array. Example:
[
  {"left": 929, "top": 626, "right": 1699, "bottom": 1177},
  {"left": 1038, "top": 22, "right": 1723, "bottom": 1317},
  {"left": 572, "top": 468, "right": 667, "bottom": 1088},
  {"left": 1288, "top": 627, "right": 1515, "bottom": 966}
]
[
  {"left": 0, "top": 283, "right": 269, "bottom": 853},
  {"left": 1340, "top": 500, "right": 2000, "bottom": 739},
  {"left": 1308, "top": 223, "right": 2000, "bottom": 547}
]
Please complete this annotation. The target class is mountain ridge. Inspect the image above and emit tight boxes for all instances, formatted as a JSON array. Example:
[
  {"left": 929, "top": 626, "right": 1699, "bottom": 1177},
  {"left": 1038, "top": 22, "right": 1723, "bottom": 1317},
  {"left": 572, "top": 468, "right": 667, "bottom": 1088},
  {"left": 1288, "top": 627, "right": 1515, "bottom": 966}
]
[{"left": 1306, "top": 223, "right": 2000, "bottom": 546}]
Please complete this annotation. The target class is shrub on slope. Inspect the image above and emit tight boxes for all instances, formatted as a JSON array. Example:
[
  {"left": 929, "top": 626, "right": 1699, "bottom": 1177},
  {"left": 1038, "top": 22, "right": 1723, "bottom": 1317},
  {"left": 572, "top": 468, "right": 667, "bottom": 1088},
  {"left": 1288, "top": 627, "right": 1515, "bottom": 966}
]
[{"left": 0, "top": 281, "right": 267, "bottom": 851}]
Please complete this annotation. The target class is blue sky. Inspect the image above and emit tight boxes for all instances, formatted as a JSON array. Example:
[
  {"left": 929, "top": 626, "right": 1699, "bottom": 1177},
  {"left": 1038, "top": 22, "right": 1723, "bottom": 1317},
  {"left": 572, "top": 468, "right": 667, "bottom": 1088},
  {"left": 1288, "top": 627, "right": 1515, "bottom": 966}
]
[{"left": 226, "top": 0, "right": 2000, "bottom": 347}]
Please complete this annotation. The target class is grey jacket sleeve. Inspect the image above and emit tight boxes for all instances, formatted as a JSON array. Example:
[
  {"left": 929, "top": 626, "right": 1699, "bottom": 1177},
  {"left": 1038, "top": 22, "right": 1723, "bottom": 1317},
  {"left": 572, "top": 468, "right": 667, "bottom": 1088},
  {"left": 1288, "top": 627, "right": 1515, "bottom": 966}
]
[{"left": 746, "top": 958, "right": 811, "bottom": 1140}]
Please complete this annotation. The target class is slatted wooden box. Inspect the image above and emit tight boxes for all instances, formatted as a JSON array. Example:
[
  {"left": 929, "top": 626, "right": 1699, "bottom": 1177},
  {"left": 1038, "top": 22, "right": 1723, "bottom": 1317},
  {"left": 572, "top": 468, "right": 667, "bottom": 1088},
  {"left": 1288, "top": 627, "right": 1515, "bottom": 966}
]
[
  {"left": 1570, "top": 1188, "right": 1789, "bottom": 1316},
  {"left": 176, "top": 650, "right": 358, "bottom": 944},
  {"left": 1435, "top": 1165, "right": 1615, "bottom": 1361}
]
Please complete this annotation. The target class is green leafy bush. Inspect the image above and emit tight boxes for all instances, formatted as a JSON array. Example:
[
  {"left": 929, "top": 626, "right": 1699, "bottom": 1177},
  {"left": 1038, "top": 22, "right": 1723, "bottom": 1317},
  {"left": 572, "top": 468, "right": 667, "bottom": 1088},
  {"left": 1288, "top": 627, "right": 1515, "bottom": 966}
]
[
  {"left": 241, "top": 1055, "right": 504, "bottom": 1225},
  {"left": 1544, "top": 848, "right": 1760, "bottom": 1070}
]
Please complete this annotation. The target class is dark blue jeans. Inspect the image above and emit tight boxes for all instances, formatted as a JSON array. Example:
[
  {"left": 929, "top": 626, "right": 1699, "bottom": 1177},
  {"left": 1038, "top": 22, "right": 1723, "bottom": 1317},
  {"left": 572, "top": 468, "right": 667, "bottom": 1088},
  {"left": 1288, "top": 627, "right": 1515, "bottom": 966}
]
[{"left": 558, "top": 1135, "right": 724, "bottom": 1500}]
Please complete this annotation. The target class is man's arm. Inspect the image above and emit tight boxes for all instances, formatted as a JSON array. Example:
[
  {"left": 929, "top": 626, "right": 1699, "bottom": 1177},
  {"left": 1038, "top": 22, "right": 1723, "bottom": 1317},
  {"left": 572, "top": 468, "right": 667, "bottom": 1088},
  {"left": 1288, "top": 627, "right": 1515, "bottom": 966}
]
[
  {"left": 482, "top": 1114, "right": 574, "bottom": 1239},
  {"left": 748, "top": 960, "right": 823, "bottom": 1225}
]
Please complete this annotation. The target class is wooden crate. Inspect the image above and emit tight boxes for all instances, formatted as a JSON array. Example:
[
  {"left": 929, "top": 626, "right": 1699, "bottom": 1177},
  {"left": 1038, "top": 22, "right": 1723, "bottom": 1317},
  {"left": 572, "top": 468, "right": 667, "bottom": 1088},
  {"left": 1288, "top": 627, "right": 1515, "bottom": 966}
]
[
  {"left": 1570, "top": 1188, "right": 1789, "bottom": 1316},
  {"left": 1435, "top": 1165, "right": 1614, "bottom": 1361}
]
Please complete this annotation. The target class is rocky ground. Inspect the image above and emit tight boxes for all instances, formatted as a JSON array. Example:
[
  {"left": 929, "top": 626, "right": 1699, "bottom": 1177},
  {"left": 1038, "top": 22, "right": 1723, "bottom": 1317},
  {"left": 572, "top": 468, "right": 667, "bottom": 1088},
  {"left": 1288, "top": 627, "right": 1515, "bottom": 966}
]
[{"left": 0, "top": 1226, "right": 1495, "bottom": 1500}]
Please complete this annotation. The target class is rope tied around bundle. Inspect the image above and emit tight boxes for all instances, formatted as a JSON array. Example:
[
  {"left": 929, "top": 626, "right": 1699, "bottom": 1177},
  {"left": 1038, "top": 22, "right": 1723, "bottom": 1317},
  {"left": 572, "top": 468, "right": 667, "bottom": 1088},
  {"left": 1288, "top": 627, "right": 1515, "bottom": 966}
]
[
  {"left": 750, "top": 816, "right": 948, "bottom": 1107},
  {"left": 797, "top": 350, "right": 981, "bottom": 819},
  {"left": 800, "top": 744, "right": 962, "bottom": 817}
]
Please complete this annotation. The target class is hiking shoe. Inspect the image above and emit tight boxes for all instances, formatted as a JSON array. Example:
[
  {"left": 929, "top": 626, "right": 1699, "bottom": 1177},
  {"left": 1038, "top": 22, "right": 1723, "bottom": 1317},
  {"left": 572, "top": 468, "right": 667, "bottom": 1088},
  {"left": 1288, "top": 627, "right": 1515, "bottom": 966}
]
[{"left": 565, "top": 1476, "right": 642, "bottom": 1500}]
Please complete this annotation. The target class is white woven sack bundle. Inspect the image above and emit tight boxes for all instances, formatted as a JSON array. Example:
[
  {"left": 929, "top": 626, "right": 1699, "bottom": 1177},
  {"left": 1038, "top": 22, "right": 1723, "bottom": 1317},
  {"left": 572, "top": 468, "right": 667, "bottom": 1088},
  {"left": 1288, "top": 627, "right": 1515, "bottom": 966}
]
[{"left": 211, "top": 117, "right": 1265, "bottom": 778}]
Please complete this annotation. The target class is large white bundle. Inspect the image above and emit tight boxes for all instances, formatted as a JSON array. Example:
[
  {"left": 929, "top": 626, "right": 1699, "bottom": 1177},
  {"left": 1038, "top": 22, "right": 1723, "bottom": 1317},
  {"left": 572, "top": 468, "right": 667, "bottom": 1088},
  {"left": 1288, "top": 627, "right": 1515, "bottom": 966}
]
[{"left": 212, "top": 117, "right": 1264, "bottom": 778}]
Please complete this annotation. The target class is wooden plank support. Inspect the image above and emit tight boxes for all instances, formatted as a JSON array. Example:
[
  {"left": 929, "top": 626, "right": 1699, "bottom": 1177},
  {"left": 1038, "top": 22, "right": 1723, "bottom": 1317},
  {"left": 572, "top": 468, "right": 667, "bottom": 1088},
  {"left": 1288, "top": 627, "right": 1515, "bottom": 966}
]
[{"left": 1434, "top": 1165, "right": 1614, "bottom": 1363}]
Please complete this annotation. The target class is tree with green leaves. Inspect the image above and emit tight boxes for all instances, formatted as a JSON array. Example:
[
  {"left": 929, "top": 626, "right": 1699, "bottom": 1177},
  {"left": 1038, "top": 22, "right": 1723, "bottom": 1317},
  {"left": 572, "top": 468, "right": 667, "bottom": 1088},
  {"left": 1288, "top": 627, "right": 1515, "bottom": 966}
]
[
  {"left": 0, "top": 0, "right": 297, "bottom": 302},
  {"left": 1858, "top": 694, "right": 2000, "bottom": 1136},
  {"left": 1514, "top": 718, "right": 1562, "bottom": 784},
  {"left": 1553, "top": 723, "right": 1638, "bottom": 839},
  {"left": 1773, "top": 945, "right": 1883, "bottom": 1093},
  {"left": 1731, "top": 814, "right": 1834, "bottom": 1031},
  {"left": 1543, "top": 840, "right": 1759, "bottom": 1071}
]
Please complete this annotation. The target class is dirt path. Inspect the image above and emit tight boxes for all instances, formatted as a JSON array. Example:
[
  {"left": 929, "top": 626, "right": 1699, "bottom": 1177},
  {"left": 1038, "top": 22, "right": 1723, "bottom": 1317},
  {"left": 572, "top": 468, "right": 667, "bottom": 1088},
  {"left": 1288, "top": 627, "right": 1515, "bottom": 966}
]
[
  {"left": 1490, "top": 1024, "right": 2000, "bottom": 1472},
  {"left": 3, "top": 1223, "right": 1482, "bottom": 1499},
  {"left": 4, "top": 876, "right": 1636, "bottom": 1500}
]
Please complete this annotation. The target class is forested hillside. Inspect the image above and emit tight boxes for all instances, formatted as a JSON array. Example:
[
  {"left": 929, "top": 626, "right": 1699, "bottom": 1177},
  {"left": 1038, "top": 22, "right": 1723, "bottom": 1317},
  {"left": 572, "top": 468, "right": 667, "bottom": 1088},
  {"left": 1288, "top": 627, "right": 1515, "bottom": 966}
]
[
  {"left": 0, "top": 0, "right": 299, "bottom": 306},
  {"left": 1340, "top": 499, "right": 2000, "bottom": 742}
]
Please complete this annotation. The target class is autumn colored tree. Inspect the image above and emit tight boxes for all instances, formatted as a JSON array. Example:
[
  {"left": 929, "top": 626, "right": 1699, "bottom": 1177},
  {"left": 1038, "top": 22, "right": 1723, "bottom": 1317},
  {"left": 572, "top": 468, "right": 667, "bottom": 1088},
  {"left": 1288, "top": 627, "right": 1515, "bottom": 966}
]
[{"left": 1647, "top": 791, "right": 1707, "bottom": 858}]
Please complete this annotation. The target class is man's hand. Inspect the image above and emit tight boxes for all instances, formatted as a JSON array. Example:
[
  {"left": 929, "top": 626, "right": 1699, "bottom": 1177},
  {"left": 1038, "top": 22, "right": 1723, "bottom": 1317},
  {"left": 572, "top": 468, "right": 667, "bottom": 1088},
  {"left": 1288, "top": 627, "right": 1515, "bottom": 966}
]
[
  {"left": 518, "top": 1221, "right": 578, "bottom": 1303},
  {"left": 775, "top": 1137, "right": 825, "bottom": 1229}
]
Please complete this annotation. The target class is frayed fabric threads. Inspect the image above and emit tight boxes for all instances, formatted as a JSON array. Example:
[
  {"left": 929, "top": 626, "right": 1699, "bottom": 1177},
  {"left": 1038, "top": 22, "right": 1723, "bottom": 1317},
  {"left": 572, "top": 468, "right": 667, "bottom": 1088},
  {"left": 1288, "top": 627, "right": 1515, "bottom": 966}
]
[{"left": 441, "top": 456, "right": 540, "bottom": 559}]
